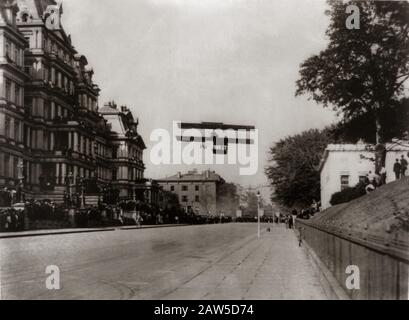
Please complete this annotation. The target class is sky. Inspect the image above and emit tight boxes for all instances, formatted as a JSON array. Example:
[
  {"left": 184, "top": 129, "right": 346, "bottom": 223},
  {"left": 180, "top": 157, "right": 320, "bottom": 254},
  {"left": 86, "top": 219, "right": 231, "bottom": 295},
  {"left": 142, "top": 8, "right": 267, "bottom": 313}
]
[{"left": 61, "top": 0, "right": 337, "bottom": 198}]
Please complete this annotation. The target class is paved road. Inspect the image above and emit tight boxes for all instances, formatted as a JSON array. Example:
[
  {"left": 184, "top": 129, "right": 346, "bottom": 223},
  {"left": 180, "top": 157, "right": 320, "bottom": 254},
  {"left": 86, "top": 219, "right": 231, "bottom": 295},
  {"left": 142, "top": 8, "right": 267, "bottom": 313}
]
[{"left": 0, "top": 224, "right": 327, "bottom": 300}]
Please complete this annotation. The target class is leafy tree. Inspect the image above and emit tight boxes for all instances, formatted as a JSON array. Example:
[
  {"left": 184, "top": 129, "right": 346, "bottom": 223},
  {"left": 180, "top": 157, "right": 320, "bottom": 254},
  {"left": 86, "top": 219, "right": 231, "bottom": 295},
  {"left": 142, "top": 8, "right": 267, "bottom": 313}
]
[
  {"left": 331, "top": 98, "right": 409, "bottom": 143},
  {"left": 296, "top": 1, "right": 409, "bottom": 171},
  {"left": 241, "top": 191, "right": 259, "bottom": 217},
  {"left": 266, "top": 128, "right": 334, "bottom": 207},
  {"left": 161, "top": 190, "right": 180, "bottom": 211},
  {"left": 330, "top": 181, "right": 367, "bottom": 206},
  {"left": 216, "top": 183, "right": 239, "bottom": 216}
]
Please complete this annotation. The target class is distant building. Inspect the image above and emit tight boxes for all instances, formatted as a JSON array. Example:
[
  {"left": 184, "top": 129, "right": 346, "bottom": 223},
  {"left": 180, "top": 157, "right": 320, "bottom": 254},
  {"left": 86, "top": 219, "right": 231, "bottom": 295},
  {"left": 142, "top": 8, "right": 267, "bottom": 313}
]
[
  {"left": 157, "top": 169, "right": 225, "bottom": 215},
  {"left": 99, "top": 102, "right": 146, "bottom": 200},
  {"left": 319, "top": 141, "right": 409, "bottom": 210}
]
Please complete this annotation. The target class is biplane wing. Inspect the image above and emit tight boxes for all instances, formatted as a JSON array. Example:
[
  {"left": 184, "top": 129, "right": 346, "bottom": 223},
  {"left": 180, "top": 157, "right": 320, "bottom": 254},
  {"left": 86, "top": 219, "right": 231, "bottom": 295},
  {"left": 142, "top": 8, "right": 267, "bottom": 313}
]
[{"left": 177, "top": 122, "right": 256, "bottom": 155}]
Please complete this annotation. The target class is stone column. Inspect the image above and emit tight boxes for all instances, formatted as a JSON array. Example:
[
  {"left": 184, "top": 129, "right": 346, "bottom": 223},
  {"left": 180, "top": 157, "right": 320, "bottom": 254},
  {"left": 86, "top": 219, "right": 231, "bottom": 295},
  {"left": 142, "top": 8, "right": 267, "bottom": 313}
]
[
  {"left": 73, "top": 165, "right": 78, "bottom": 187},
  {"left": 61, "top": 163, "right": 67, "bottom": 178},
  {"left": 19, "top": 120, "right": 23, "bottom": 143},
  {"left": 0, "top": 152, "right": 4, "bottom": 177},
  {"left": 0, "top": 113, "right": 5, "bottom": 136},
  {"left": 50, "top": 132, "right": 55, "bottom": 151},
  {"left": 68, "top": 132, "right": 72, "bottom": 150},
  {"left": 9, "top": 117, "right": 15, "bottom": 140},
  {"left": 55, "top": 163, "right": 60, "bottom": 185},
  {"left": 73, "top": 132, "right": 78, "bottom": 152},
  {"left": 26, "top": 160, "right": 30, "bottom": 184},
  {"left": 36, "top": 163, "right": 41, "bottom": 185},
  {"left": 26, "top": 127, "right": 31, "bottom": 148}
]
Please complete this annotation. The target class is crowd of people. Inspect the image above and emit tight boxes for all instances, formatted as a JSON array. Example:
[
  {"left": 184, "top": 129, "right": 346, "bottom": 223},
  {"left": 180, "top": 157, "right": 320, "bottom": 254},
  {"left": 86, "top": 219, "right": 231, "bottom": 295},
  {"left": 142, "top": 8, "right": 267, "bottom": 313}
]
[
  {"left": 0, "top": 200, "right": 68, "bottom": 232},
  {"left": 393, "top": 155, "right": 408, "bottom": 180},
  {"left": 0, "top": 197, "right": 235, "bottom": 232},
  {"left": 364, "top": 155, "right": 407, "bottom": 194},
  {"left": 0, "top": 208, "right": 24, "bottom": 231}
]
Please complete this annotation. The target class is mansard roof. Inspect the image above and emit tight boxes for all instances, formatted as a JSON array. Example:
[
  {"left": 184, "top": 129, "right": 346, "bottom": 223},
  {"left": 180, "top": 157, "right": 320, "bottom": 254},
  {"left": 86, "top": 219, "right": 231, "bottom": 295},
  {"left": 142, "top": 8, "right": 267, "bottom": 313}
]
[
  {"left": 100, "top": 102, "right": 146, "bottom": 149},
  {"left": 16, "top": 0, "right": 73, "bottom": 47},
  {"left": 16, "top": 0, "right": 57, "bottom": 21}
]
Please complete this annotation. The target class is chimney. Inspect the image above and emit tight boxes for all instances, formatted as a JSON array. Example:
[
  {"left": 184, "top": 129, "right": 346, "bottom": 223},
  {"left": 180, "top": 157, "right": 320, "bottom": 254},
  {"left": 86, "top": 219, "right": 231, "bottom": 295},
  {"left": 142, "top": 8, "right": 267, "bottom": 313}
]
[
  {"left": 205, "top": 170, "right": 210, "bottom": 179},
  {"left": 177, "top": 172, "right": 182, "bottom": 179},
  {"left": 0, "top": 1, "right": 18, "bottom": 26}
]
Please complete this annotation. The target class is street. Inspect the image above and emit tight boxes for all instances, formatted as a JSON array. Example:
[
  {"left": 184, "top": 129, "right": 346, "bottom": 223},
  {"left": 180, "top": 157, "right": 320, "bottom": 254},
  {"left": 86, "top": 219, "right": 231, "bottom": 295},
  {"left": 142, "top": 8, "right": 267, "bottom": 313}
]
[{"left": 0, "top": 224, "right": 327, "bottom": 300}]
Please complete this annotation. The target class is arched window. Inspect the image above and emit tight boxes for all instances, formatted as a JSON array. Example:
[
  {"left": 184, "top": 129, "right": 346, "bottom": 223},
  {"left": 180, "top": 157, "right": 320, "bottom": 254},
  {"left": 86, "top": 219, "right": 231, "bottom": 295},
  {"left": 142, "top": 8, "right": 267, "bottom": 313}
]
[{"left": 22, "top": 13, "right": 29, "bottom": 22}]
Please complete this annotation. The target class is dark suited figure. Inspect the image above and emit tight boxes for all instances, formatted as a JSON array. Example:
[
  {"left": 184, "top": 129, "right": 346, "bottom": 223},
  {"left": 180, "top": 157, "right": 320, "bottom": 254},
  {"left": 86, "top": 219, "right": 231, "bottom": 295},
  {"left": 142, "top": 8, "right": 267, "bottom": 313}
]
[
  {"left": 288, "top": 215, "right": 294, "bottom": 229},
  {"left": 401, "top": 155, "right": 408, "bottom": 177},
  {"left": 393, "top": 159, "right": 401, "bottom": 180}
]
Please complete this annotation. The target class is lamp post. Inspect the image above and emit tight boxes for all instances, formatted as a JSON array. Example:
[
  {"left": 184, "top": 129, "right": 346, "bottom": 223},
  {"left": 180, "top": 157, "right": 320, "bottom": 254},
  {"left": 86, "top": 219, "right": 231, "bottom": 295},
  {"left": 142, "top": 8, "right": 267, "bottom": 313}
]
[{"left": 257, "top": 191, "right": 261, "bottom": 238}]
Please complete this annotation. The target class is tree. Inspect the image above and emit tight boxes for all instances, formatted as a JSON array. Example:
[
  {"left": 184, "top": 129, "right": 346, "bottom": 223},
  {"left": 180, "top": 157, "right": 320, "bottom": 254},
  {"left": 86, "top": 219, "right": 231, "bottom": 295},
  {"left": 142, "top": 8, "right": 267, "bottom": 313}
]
[
  {"left": 216, "top": 183, "right": 239, "bottom": 216},
  {"left": 296, "top": 1, "right": 409, "bottom": 172},
  {"left": 331, "top": 98, "right": 409, "bottom": 143},
  {"left": 330, "top": 181, "right": 367, "bottom": 206},
  {"left": 161, "top": 190, "right": 180, "bottom": 211},
  {"left": 241, "top": 191, "right": 259, "bottom": 218},
  {"left": 265, "top": 128, "right": 334, "bottom": 207}
]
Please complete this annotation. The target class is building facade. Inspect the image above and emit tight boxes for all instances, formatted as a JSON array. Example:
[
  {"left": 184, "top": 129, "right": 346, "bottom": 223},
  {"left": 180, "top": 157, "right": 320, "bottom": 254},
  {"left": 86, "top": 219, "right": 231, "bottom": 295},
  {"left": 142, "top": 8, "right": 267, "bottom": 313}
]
[
  {"left": 0, "top": 1, "right": 28, "bottom": 196},
  {"left": 0, "top": 0, "right": 148, "bottom": 205},
  {"left": 157, "top": 170, "right": 225, "bottom": 215},
  {"left": 99, "top": 102, "right": 146, "bottom": 200},
  {"left": 320, "top": 141, "right": 409, "bottom": 210}
]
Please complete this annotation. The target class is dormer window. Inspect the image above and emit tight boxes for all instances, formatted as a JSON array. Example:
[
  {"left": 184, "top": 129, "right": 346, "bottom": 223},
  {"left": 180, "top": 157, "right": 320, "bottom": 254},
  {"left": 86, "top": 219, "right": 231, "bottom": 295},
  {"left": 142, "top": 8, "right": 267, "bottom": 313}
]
[{"left": 21, "top": 13, "right": 29, "bottom": 23}]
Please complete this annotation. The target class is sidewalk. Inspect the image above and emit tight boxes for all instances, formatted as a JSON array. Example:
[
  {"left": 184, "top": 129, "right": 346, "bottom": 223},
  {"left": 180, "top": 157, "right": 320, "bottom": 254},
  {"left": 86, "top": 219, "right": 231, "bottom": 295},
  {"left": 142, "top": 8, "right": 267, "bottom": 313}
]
[
  {"left": 160, "top": 224, "right": 328, "bottom": 300},
  {"left": 0, "top": 224, "right": 190, "bottom": 239}
]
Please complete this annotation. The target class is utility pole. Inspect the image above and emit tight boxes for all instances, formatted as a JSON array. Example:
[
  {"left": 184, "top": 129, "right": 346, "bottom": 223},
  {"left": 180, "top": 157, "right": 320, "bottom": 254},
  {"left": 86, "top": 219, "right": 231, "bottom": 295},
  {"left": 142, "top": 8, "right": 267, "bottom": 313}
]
[{"left": 257, "top": 191, "right": 261, "bottom": 238}]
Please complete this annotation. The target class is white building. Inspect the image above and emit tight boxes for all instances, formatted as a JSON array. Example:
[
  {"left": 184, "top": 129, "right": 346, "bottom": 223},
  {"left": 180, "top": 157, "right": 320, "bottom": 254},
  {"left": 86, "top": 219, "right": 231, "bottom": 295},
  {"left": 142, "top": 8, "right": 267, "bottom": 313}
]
[{"left": 319, "top": 141, "right": 409, "bottom": 210}]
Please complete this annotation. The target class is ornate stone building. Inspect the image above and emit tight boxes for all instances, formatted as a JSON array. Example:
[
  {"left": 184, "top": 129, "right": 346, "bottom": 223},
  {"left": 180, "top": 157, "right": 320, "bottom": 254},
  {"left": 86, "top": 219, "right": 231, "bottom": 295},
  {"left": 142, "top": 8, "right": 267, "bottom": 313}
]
[
  {"left": 0, "top": 0, "right": 148, "bottom": 205},
  {"left": 0, "top": 0, "right": 28, "bottom": 195},
  {"left": 99, "top": 102, "right": 146, "bottom": 200}
]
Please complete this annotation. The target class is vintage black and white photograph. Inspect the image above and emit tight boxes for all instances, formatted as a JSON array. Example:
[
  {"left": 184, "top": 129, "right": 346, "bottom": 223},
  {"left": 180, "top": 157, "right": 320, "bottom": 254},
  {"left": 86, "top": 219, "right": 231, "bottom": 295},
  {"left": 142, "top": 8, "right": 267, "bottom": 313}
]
[{"left": 0, "top": 0, "right": 408, "bottom": 302}]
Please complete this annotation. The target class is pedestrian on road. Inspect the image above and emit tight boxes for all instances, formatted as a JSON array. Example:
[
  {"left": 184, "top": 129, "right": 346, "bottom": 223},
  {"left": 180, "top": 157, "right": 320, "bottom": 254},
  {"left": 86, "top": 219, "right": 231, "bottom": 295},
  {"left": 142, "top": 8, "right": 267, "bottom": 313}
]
[
  {"left": 380, "top": 166, "right": 387, "bottom": 185},
  {"left": 394, "top": 159, "right": 402, "bottom": 180},
  {"left": 288, "top": 215, "right": 294, "bottom": 229},
  {"left": 136, "top": 213, "right": 142, "bottom": 228},
  {"left": 275, "top": 212, "right": 280, "bottom": 225},
  {"left": 401, "top": 155, "right": 408, "bottom": 177}
]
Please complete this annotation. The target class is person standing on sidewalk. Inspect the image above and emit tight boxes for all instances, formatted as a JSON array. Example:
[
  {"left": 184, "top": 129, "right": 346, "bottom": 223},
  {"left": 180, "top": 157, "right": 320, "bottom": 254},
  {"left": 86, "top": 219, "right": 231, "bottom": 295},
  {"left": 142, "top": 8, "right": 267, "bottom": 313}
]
[
  {"left": 394, "top": 159, "right": 401, "bottom": 180},
  {"left": 401, "top": 155, "right": 408, "bottom": 177},
  {"left": 288, "top": 215, "right": 294, "bottom": 229},
  {"left": 380, "top": 166, "right": 387, "bottom": 185},
  {"left": 136, "top": 213, "right": 143, "bottom": 228}
]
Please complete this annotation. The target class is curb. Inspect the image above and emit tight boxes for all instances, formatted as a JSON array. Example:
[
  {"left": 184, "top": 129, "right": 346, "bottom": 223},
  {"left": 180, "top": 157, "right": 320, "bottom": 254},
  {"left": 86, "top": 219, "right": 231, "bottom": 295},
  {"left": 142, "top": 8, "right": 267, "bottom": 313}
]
[
  {"left": 0, "top": 224, "right": 192, "bottom": 239},
  {"left": 299, "top": 235, "right": 350, "bottom": 300},
  {"left": 0, "top": 228, "right": 116, "bottom": 239},
  {"left": 120, "top": 224, "right": 190, "bottom": 231}
]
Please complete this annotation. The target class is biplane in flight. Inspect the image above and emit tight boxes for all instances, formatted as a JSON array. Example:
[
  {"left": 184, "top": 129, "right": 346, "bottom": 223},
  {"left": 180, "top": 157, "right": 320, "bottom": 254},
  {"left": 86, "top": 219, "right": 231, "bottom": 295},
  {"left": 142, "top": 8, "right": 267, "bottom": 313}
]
[{"left": 177, "top": 122, "right": 256, "bottom": 155}]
